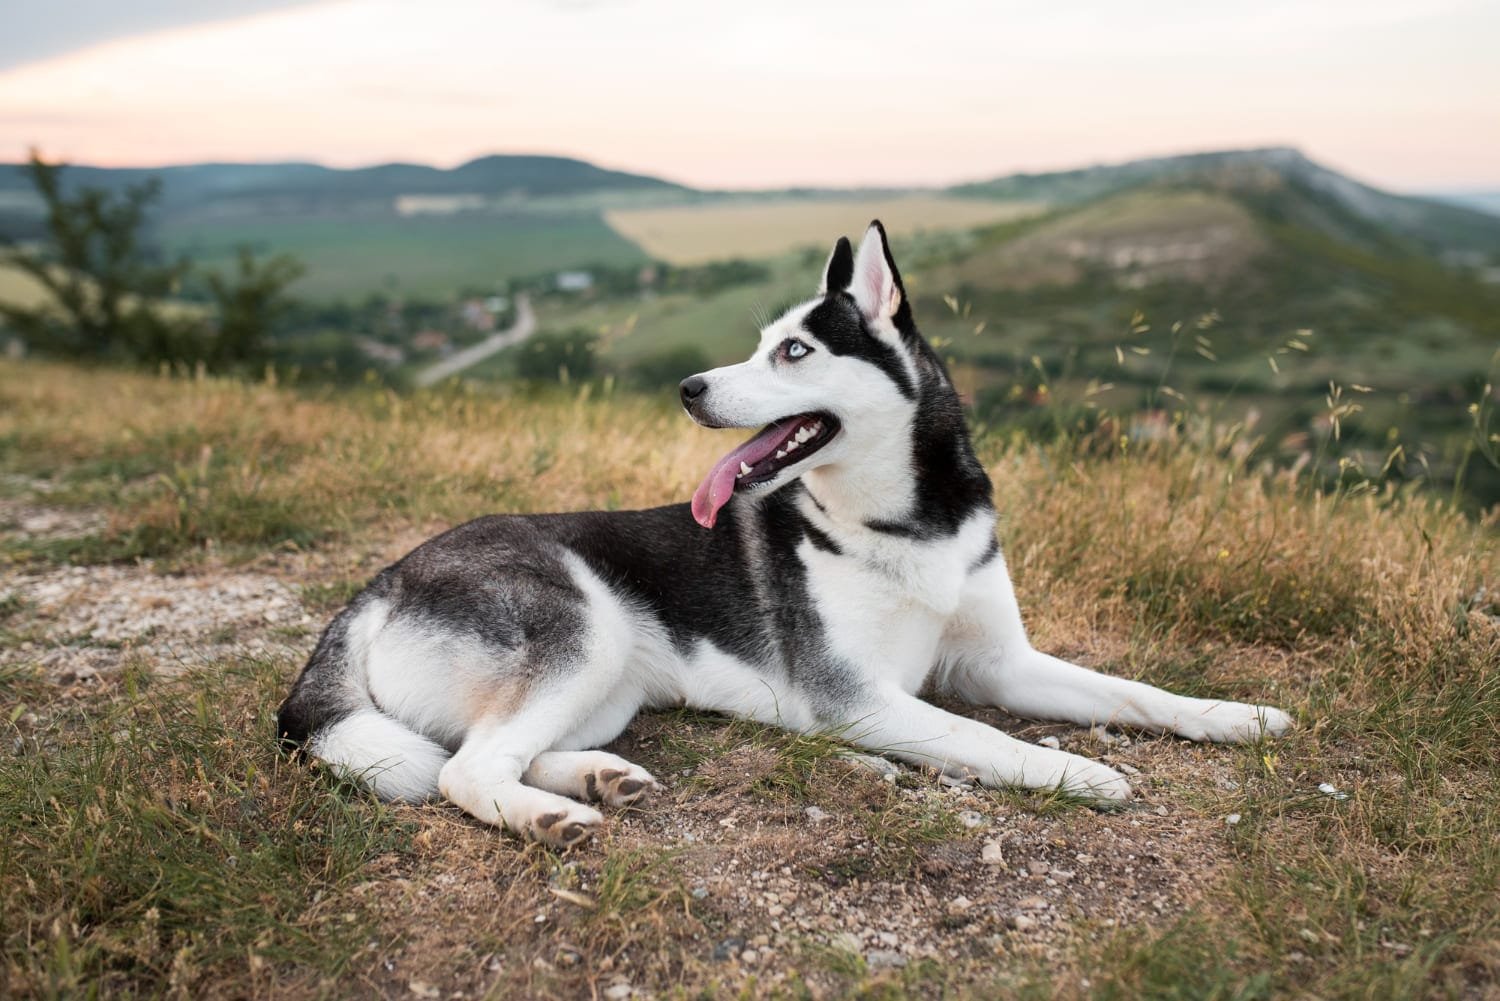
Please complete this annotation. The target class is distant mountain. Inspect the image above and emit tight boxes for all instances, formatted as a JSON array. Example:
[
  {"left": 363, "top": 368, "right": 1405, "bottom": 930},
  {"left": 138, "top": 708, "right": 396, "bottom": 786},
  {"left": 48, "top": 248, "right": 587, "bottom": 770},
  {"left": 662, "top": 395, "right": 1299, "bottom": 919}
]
[
  {"left": 951, "top": 147, "right": 1500, "bottom": 262},
  {"left": 0, "top": 153, "right": 689, "bottom": 224},
  {"left": 1429, "top": 191, "right": 1500, "bottom": 218}
]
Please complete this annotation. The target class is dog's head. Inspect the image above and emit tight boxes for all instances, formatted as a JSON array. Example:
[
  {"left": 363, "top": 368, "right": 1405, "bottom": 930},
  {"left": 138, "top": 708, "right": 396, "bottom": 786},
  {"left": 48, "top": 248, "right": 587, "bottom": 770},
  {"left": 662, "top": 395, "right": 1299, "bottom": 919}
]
[{"left": 681, "top": 221, "right": 935, "bottom": 528}]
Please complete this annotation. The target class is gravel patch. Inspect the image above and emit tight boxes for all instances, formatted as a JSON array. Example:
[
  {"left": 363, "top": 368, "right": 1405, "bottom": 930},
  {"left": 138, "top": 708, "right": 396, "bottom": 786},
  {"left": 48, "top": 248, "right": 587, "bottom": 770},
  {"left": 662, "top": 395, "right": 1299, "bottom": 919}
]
[{"left": 0, "top": 562, "right": 310, "bottom": 681}]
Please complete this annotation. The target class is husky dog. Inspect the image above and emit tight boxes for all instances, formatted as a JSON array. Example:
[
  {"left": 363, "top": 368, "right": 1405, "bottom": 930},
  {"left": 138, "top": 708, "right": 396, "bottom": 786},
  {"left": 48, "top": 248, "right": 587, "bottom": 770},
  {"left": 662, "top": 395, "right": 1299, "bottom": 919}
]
[{"left": 277, "top": 222, "right": 1292, "bottom": 846}]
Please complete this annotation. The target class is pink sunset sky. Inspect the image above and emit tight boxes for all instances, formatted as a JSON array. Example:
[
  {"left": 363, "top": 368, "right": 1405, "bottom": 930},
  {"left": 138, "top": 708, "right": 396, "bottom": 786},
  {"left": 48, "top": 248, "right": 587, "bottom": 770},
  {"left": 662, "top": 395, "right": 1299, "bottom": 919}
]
[{"left": 1, "top": 0, "right": 1497, "bottom": 192}]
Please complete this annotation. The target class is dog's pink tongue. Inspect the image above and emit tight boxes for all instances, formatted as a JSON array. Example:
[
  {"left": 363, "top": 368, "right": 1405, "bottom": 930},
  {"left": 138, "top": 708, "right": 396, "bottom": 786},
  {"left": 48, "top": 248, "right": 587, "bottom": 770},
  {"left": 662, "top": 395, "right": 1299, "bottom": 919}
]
[{"left": 690, "top": 423, "right": 790, "bottom": 529}]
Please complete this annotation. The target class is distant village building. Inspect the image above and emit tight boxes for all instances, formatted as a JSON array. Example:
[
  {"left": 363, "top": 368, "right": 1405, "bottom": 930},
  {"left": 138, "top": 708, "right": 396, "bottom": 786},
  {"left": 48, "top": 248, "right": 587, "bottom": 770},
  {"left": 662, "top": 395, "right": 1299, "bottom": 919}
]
[
  {"left": 354, "top": 336, "right": 405, "bottom": 365},
  {"left": 411, "top": 330, "right": 451, "bottom": 353},
  {"left": 394, "top": 194, "right": 485, "bottom": 217},
  {"left": 460, "top": 299, "right": 496, "bottom": 332},
  {"left": 555, "top": 270, "right": 594, "bottom": 292},
  {"left": 484, "top": 295, "right": 509, "bottom": 314}
]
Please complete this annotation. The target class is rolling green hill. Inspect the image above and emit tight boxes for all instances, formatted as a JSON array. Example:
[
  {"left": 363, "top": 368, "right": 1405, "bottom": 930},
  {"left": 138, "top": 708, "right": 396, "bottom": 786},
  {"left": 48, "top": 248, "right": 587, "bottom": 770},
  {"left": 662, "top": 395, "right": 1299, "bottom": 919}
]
[
  {"left": 952, "top": 147, "right": 1500, "bottom": 260},
  {"left": 0, "top": 154, "right": 687, "bottom": 217},
  {"left": 509, "top": 151, "right": 1500, "bottom": 508}
]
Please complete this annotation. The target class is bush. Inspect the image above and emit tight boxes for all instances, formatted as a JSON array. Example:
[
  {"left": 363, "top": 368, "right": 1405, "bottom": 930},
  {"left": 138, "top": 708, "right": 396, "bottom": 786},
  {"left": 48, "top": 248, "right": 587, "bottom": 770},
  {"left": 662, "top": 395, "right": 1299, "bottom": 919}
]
[
  {"left": 514, "top": 328, "right": 598, "bottom": 383},
  {"left": 625, "top": 344, "right": 711, "bottom": 391}
]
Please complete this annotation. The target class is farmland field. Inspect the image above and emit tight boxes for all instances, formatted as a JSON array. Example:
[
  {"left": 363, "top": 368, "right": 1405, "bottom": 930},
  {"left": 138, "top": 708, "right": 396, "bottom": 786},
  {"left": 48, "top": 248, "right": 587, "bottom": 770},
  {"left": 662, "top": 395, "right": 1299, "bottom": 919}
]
[
  {"left": 0, "top": 264, "right": 50, "bottom": 311},
  {"left": 158, "top": 210, "right": 650, "bottom": 300},
  {"left": 604, "top": 195, "right": 1044, "bottom": 264}
]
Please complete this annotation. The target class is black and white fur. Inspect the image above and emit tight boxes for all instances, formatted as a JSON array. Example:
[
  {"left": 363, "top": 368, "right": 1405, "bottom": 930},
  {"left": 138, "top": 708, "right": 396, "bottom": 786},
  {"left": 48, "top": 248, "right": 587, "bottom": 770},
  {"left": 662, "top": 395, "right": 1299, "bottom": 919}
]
[{"left": 277, "top": 222, "right": 1291, "bottom": 847}]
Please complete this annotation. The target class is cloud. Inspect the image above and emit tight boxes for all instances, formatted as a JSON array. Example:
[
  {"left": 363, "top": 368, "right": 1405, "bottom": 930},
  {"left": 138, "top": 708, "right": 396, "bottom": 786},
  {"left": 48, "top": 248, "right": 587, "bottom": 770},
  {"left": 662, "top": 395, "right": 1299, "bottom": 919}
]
[
  {"left": 0, "top": 0, "right": 1495, "bottom": 188},
  {"left": 0, "top": 0, "right": 332, "bottom": 71}
]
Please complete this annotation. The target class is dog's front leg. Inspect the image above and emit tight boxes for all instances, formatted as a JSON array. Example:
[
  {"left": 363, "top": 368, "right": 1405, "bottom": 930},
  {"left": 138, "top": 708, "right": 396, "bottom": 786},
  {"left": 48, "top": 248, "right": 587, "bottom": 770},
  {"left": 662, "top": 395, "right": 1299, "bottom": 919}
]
[
  {"left": 941, "top": 559, "right": 1293, "bottom": 743},
  {"left": 834, "top": 684, "right": 1132, "bottom": 801}
]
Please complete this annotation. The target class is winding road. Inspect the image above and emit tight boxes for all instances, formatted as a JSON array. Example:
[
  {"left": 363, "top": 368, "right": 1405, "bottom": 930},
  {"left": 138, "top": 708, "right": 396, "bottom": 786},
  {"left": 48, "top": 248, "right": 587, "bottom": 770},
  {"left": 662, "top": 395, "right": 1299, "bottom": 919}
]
[{"left": 414, "top": 293, "right": 535, "bottom": 387}]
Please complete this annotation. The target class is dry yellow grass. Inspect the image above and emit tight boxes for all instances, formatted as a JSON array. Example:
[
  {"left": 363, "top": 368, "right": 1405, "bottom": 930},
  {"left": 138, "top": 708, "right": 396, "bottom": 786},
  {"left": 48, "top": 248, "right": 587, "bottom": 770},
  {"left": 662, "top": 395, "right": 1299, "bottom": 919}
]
[
  {"left": 605, "top": 195, "right": 1044, "bottom": 264},
  {"left": 1, "top": 359, "right": 1497, "bottom": 999}
]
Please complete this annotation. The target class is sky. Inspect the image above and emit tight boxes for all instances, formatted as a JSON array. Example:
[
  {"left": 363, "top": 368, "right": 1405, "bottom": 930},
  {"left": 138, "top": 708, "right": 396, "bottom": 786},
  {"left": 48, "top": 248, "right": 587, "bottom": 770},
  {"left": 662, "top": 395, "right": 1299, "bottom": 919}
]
[{"left": 0, "top": 0, "right": 1497, "bottom": 192}]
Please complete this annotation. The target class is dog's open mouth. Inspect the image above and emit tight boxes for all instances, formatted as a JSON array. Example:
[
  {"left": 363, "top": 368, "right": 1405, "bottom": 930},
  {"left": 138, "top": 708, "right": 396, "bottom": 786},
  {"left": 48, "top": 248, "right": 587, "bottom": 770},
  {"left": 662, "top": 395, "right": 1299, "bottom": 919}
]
[{"left": 691, "top": 413, "right": 840, "bottom": 528}]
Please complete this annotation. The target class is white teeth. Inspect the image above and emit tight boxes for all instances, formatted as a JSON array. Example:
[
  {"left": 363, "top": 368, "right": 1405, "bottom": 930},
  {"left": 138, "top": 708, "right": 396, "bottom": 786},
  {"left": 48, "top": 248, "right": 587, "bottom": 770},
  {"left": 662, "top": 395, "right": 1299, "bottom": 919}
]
[
  {"left": 785, "top": 439, "right": 799, "bottom": 453},
  {"left": 795, "top": 426, "right": 813, "bottom": 443},
  {"left": 739, "top": 461, "right": 752, "bottom": 477},
  {"left": 774, "top": 450, "right": 786, "bottom": 459}
]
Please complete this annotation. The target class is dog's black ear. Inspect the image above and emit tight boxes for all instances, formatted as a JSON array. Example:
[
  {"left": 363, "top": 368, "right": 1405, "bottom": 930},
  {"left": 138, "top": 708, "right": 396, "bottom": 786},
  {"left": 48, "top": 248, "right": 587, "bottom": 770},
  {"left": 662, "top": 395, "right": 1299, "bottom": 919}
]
[
  {"left": 850, "top": 220, "right": 908, "bottom": 328},
  {"left": 818, "top": 236, "right": 854, "bottom": 295}
]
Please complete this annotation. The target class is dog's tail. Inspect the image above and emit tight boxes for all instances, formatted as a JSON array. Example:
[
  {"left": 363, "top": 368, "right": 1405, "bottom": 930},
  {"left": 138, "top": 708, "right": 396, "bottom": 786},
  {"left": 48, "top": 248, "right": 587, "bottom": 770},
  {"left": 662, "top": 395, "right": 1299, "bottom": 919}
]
[{"left": 276, "top": 599, "right": 448, "bottom": 803}]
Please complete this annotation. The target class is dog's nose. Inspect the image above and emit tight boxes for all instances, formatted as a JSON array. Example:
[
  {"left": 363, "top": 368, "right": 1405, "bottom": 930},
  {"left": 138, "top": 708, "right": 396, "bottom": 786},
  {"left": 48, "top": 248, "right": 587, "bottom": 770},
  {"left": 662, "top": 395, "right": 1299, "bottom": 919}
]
[{"left": 679, "top": 375, "right": 707, "bottom": 408}]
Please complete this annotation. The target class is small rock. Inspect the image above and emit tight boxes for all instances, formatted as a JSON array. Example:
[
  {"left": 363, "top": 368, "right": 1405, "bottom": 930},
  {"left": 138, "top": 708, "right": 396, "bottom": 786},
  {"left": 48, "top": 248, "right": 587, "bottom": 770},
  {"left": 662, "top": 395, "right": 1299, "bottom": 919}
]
[
  {"left": 740, "top": 949, "right": 759, "bottom": 965},
  {"left": 408, "top": 982, "right": 440, "bottom": 1000},
  {"left": 948, "top": 896, "right": 974, "bottom": 915},
  {"left": 1225, "top": 813, "right": 1242, "bottom": 826},
  {"left": 981, "top": 841, "right": 1005, "bottom": 865},
  {"left": 1117, "top": 762, "right": 1140, "bottom": 776},
  {"left": 1009, "top": 913, "right": 1038, "bottom": 932},
  {"left": 957, "top": 810, "right": 988, "bottom": 829},
  {"left": 1026, "top": 860, "right": 1050, "bottom": 876},
  {"left": 866, "top": 949, "right": 906, "bottom": 969},
  {"left": 1154, "top": 805, "right": 1168, "bottom": 816},
  {"left": 1318, "top": 782, "right": 1349, "bottom": 801},
  {"left": 1017, "top": 895, "right": 1047, "bottom": 910},
  {"left": 804, "top": 806, "right": 831, "bottom": 823},
  {"left": 1090, "top": 726, "right": 1118, "bottom": 745},
  {"left": 841, "top": 752, "right": 900, "bottom": 778},
  {"left": 604, "top": 985, "right": 633, "bottom": 1001},
  {"left": 691, "top": 886, "right": 708, "bottom": 900},
  {"left": 1038, "top": 735, "right": 1061, "bottom": 750},
  {"left": 713, "top": 937, "right": 745, "bottom": 961}
]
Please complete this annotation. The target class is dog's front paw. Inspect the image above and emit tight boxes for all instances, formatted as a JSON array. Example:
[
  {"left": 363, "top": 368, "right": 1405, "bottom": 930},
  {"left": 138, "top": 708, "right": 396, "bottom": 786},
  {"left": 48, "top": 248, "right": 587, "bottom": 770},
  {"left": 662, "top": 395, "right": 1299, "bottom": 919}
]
[
  {"left": 1185, "top": 702, "right": 1294, "bottom": 743},
  {"left": 1058, "top": 759, "right": 1133, "bottom": 802}
]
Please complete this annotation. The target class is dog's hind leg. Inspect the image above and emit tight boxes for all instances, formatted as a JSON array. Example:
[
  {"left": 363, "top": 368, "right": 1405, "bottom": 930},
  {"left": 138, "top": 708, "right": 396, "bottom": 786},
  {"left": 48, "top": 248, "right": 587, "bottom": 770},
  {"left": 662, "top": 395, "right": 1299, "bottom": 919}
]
[
  {"left": 440, "top": 714, "right": 607, "bottom": 848},
  {"left": 437, "top": 553, "right": 641, "bottom": 847},
  {"left": 523, "top": 751, "right": 659, "bottom": 808}
]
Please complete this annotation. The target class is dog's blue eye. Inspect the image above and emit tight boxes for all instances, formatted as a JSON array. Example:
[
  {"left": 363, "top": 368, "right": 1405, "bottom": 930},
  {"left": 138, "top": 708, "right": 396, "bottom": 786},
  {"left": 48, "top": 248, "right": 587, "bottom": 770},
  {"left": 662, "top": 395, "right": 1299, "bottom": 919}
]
[{"left": 783, "top": 340, "right": 810, "bottom": 360}]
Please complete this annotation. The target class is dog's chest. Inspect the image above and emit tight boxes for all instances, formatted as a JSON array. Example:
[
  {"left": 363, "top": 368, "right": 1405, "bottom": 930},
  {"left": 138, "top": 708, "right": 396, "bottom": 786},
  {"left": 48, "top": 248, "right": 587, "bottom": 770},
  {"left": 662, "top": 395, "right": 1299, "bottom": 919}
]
[{"left": 800, "top": 514, "right": 996, "bottom": 691}]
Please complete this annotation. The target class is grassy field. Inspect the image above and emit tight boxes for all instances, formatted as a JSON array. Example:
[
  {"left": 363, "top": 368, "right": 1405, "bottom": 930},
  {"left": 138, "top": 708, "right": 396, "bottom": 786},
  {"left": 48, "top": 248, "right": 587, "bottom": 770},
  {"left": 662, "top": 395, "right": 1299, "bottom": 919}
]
[
  {"left": 160, "top": 211, "right": 649, "bottom": 300},
  {"left": 1, "top": 360, "right": 1497, "bottom": 999},
  {"left": 0, "top": 264, "right": 51, "bottom": 312},
  {"left": 604, "top": 196, "right": 1044, "bottom": 265}
]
